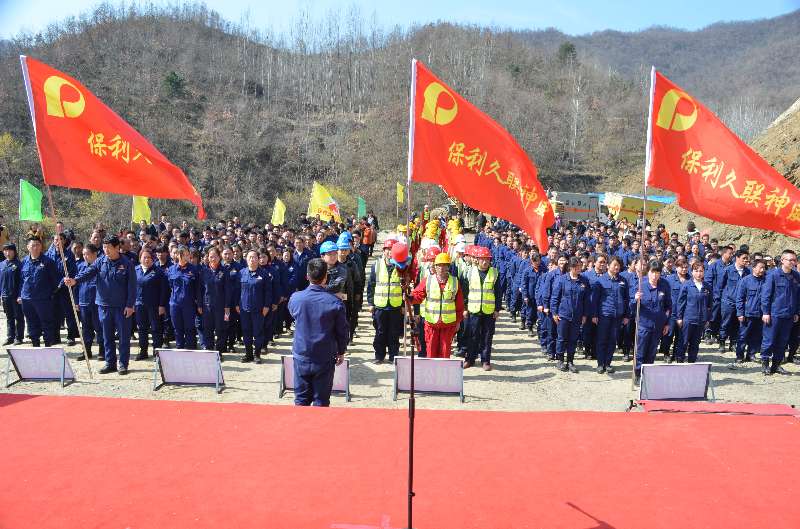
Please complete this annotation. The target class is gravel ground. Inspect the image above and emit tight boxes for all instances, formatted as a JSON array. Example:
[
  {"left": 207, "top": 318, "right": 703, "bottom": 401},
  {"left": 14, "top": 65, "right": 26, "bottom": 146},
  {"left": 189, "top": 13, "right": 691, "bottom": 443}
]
[{"left": 3, "top": 252, "right": 799, "bottom": 411}]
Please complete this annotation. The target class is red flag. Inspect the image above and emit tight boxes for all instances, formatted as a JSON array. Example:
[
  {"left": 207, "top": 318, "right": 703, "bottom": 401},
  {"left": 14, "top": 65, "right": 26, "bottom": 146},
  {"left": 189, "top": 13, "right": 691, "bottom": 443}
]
[
  {"left": 20, "top": 56, "right": 205, "bottom": 219},
  {"left": 646, "top": 68, "right": 798, "bottom": 235},
  {"left": 408, "top": 60, "right": 552, "bottom": 252}
]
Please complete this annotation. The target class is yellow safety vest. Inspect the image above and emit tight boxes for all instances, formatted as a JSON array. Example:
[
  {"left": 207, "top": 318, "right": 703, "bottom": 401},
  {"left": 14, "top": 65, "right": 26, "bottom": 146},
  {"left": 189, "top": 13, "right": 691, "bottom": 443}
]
[
  {"left": 425, "top": 274, "right": 457, "bottom": 324},
  {"left": 373, "top": 258, "right": 403, "bottom": 308},
  {"left": 468, "top": 267, "right": 497, "bottom": 315}
]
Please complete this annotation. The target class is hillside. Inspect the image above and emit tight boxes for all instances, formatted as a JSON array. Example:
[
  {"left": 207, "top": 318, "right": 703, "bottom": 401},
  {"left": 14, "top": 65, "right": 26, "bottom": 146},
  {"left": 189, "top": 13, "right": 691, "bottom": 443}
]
[
  {"left": 653, "top": 96, "right": 800, "bottom": 255},
  {"left": 0, "top": 4, "right": 798, "bottom": 233}
]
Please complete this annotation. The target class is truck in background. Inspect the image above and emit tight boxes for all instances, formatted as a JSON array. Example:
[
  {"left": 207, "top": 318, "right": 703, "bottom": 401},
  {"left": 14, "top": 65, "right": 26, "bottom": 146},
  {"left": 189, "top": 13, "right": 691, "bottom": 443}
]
[{"left": 548, "top": 192, "right": 600, "bottom": 224}]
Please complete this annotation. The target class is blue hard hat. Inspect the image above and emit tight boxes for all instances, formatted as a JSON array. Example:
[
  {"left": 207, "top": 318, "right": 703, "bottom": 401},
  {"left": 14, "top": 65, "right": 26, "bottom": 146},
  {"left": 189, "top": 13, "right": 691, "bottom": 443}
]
[
  {"left": 320, "top": 241, "right": 338, "bottom": 254},
  {"left": 337, "top": 232, "right": 353, "bottom": 250}
]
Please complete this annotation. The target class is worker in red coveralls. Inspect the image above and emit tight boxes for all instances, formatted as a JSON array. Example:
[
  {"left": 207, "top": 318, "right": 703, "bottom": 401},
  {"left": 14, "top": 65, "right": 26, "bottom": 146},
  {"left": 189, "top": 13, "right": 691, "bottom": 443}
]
[{"left": 408, "top": 252, "right": 464, "bottom": 358}]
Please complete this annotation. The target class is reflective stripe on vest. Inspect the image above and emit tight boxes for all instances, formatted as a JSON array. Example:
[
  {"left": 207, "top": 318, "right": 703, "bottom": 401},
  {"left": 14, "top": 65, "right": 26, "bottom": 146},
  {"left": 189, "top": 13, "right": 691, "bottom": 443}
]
[
  {"left": 425, "top": 274, "right": 457, "bottom": 324},
  {"left": 374, "top": 259, "right": 403, "bottom": 308},
  {"left": 468, "top": 266, "right": 497, "bottom": 315}
]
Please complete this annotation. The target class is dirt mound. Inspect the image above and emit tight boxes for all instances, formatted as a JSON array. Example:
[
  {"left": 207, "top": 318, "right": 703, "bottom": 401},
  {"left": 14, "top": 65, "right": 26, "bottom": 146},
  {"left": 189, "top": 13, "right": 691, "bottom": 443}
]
[{"left": 652, "top": 95, "right": 800, "bottom": 255}]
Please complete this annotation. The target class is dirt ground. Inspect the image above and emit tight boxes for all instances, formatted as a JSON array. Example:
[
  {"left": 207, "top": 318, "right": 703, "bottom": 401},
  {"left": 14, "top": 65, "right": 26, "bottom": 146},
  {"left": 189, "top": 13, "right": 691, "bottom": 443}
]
[{"left": 2, "top": 251, "right": 799, "bottom": 411}]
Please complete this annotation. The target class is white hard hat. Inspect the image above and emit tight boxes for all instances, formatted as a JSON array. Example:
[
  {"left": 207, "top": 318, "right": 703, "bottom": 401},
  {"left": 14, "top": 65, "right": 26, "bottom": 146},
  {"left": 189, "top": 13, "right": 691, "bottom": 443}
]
[{"left": 454, "top": 242, "right": 466, "bottom": 253}]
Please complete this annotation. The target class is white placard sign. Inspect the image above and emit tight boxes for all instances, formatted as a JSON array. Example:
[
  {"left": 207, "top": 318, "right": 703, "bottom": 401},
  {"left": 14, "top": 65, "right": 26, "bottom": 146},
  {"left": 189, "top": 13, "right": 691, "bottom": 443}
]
[
  {"left": 639, "top": 363, "right": 713, "bottom": 401},
  {"left": 154, "top": 349, "right": 224, "bottom": 393},
  {"left": 5, "top": 347, "right": 74, "bottom": 387},
  {"left": 279, "top": 355, "right": 350, "bottom": 401},
  {"left": 394, "top": 357, "right": 464, "bottom": 402}
]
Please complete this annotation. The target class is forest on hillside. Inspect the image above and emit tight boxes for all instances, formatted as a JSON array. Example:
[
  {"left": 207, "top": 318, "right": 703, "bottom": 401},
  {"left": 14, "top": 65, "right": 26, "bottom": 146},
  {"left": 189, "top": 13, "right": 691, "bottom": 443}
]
[{"left": 0, "top": 2, "right": 798, "bottom": 233}]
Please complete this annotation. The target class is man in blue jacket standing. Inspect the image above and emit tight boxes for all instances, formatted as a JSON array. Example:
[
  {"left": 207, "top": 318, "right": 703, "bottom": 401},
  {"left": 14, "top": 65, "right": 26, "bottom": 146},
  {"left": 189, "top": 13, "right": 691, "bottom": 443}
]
[
  {"left": 759, "top": 249, "right": 800, "bottom": 376},
  {"left": 67, "top": 236, "right": 137, "bottom": 375},
  {"left": 288, "top": 258, "right": 348, "bottom": 406}
]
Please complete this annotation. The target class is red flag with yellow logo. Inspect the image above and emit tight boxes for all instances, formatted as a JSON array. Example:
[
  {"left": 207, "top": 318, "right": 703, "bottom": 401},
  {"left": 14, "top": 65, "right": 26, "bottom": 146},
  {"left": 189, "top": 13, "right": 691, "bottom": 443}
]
[
  {"left": 646, "top": 68, "right": 798, "bottom": 235},
  {"left": 20, "top": 56, "right": 205, "bottom": 218},
  {"left": 408, "top": 60, "right": 552, "bottom": 252}
]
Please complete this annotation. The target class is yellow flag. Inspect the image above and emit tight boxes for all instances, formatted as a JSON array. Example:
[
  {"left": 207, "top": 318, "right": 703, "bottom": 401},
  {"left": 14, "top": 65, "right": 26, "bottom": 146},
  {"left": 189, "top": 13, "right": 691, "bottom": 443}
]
[
  {"left": 132, "top": 195, "right": 151, "bottom": 224},
  {"left": 397, "top": 182, "right": 405, "bottom": 204},
  {"left": 307, "top": 181, "right": 342, "bottom": 222},
  {"left": 271, "top": 198, "right": 286, "bottom": 225}
]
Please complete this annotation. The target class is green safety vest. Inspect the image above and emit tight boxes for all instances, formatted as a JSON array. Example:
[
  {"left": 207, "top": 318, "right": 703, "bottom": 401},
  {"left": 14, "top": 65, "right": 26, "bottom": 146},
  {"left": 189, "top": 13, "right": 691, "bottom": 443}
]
[
  {"left": 424, "top": 274, "right": 457, "bottom": 324},
  {"left": 373, "top": 259, "right": 403, "bottom": 308},
  {"left": 468, "top": 266, "right": 497, "bottom": 315}
]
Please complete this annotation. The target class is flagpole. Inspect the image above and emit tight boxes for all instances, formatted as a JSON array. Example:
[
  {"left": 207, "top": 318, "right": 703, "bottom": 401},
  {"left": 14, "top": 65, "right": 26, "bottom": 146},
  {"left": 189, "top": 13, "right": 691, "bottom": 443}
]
[
  {"left": 403, "top": 57, "right": 418, "bottom": 529},
  {"left": 632, "top": 66, "right": 657, "bottom": 391}
]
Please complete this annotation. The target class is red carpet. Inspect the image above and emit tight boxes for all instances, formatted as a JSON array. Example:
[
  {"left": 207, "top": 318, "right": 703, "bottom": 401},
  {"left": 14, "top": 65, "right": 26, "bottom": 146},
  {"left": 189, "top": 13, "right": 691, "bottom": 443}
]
[{"left": 1, "top": 394, "right": 799, "bottom": 529}]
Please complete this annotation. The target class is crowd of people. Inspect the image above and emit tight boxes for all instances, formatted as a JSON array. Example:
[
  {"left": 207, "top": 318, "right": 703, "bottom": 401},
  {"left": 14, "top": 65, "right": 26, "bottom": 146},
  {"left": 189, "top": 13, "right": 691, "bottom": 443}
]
[{"left": 1, "top": 206, "right": 798, "bottom": 393}]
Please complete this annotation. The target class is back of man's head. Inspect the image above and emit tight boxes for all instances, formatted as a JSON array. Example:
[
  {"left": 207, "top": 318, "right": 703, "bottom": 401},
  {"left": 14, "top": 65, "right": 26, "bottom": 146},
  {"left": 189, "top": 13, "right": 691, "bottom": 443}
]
[{"left": 307, "top": 258, "right": 327, "bottom": 284}]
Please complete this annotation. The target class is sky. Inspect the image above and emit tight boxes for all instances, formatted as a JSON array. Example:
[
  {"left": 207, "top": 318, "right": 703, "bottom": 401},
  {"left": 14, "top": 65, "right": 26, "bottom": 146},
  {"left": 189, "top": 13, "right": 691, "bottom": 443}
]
[{"left": 1, "top": 0, "right": 799, "bottom": 39}]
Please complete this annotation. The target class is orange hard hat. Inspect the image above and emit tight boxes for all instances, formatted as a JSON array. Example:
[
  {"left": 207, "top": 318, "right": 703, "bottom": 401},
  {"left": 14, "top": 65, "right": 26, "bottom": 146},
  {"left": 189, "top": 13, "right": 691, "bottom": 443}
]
[{"left": 391, "top": 242, "right": 409, "bottom": 263}]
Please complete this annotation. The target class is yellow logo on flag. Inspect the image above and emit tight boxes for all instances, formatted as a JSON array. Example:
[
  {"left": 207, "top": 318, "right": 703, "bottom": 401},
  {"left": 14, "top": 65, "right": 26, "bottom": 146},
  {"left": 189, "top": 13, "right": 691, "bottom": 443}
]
[
  {"left": 656, "top": 89, "right": 697, "bottom": 132},
  {"left": 420, "top": 82, "right": 458, "bottom": 126},
  {"left": 44, "top": 76, "right": 85, "bottom": 118}
]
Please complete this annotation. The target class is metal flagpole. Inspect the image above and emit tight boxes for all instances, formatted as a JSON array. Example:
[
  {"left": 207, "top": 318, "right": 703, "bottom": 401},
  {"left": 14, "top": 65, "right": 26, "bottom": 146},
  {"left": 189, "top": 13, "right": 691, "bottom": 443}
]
[
  {"left": 19, "top": 54, "right": 92, "bottom": 378},
  {"left": 632, "top": 66, "right": 657, "bottom": 391},
  {"left": 403, "top": 57, "right": 418, "bottom": 529}
]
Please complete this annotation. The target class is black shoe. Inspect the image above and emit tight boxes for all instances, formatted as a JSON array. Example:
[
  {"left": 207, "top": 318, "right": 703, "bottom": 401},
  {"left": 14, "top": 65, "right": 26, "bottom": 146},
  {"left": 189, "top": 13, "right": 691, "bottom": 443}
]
[
  {"left": 253, "top": 355, "right": 262, "bottom": 365},
  {"left": 718, "top": 343, "right": 726, "bottom": 353},
  {"left": 624, "top": 354, "right": 632, "bottom": 362},
  {"left": 527, "top": 329, "right": 534, "bottom": 337},
  {"left": 373, "top": 358, "right": 384, "bottom": 365},
  {"left": 634, "top": 375, "right": 641, "bottom": 386},
  {"left": 762, "top": 360, "right": 771, "bottom": 375},
  {"left": 241, "top": 355, "right": 253, "bottom": 363},
  {"left": 736, "top": 358, "right": 745, "bottom": 364},
  {"left": 771, "top": 362, "right": 788, "bottom": 375},
  {"left": 99, "top": 365, "right": 117, "bottom": 374},
  {"left": 596, "top": 366, "right": 605, "bottom": 374},
  {"left": 511, "top": 314, "right": 517, "bottom": 323},
  {"left": 547, "top": 354, "right": 556, "bottom": 361},
  {"left": 606, "top": 365, "right": 615, "bottom": 374},
  {"left": 67, "top": 339, "right": 77, "bottom": 347},
  {"left": 556, "top": 360, "right": 565, "bottom": 371},
  {"left": 134, "top": 353, "right": 149, "bottom": 361},
  {"left": 118, "top": 367, "right": 128, "bottom": 375},
  {"left": 2, "top": 338, "right": 13, "bottom": 346},
  {"left": 567, "top": 362, "right": 578, "bottom": 373},
  {"left": 667, "top": 356, "right": 674, "bottom": 364},
  {"left": 519, "top": 322, "right": 526, "bottom": 330},
  {"left": 13, "top": 340, "right": 23, "bottom": 345}
]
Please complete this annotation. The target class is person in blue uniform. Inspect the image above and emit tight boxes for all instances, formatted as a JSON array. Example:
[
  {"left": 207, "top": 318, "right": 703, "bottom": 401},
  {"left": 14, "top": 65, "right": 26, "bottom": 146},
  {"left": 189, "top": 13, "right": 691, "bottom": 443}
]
[
  {"left": 717, "top": 249, "right": 750, "bottom": 353},
  {"left": 592, "top": 256, "right": 629, "bottom": 374},
  {"left": 269, "top": 245, "right": 290, "bottom": 339},
  {"left": 462, "top": 245, "right": 502, "bottom": 370},
  {"left": 633, "top": 260, "right": 671, "bottom": 384},
  {"left": 46, "top": 233, "right": 79, "bottom": 346},
  {"left": 135, "top": 248, "right": 168, "bottom": 360},
  {"left": 581, "top": 255, "right": 606, "bottom": 361},
  {"left": 621, "top": 258, "right": 645, "bottom": 362},
  {"left": 199, "top": 246, "right": 232, "bottom": 357},
  {"left": 288, "top": 258, "right": 348, "bottom": 406},
  {"left": 1, "top": 243, "right": 24, "bottom": 345},
  {"left": 235, "top": 249, "right": 272, "bottom": 363},
  {"left": 258, "top": 250, "right": 280, "bottom": 353},
  {"left": 76, "top": 244, "right": 103, "bottom": 359},
  {"left": 759, "top": 249, "right": 800, "bottom": 375},
  {"left": 734, "top": 258, "right": 766, "bottom": 366},
  {"left": 661, "top": 257, "right": 689, "bottom": 363},
  {"left": 20, "top": 237, "right": 60, "bottom": 347},
  {"left": 166, "top": 246, "right": 202, "bottom": 349},
  {"left": 522, "top": 253, "right": 542, "bottom": 337},
  {"left": 676, "top": 261, "right": 712, "bottom": 363},
  {"left": 551, "top": 256, "right": 591, "bottom": 373},
  {"left": 66, "top": 235, "right": 137, "bottom": 374},
  {"left": 538, "top": 255, "right": 567, "bottom": 361}
]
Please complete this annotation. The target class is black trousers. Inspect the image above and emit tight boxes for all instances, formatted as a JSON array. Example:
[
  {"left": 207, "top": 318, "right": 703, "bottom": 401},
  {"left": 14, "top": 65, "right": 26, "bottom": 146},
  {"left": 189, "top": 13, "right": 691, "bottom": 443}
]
[{"left": 372, "top": 307, "right": 403, "bottom": 361}]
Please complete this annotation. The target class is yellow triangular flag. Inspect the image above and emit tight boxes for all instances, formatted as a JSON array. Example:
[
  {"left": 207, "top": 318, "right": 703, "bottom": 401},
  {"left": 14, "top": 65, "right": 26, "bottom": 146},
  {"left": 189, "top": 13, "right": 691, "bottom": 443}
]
[
  {"left": 132, "top": 195, "right": 151, "bottom": 224},
  {"left": 271, "top": 198, "right": 286, "bottom": 225},
  {"left": 307, "top": 182, "right": 341, "bottom": 222}
]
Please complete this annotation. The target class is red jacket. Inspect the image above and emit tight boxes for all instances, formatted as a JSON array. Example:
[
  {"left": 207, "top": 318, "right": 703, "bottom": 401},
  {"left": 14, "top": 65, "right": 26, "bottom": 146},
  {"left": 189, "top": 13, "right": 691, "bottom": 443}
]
[{"left": 410, "top": 273, "right": 464, "bottom": 328}]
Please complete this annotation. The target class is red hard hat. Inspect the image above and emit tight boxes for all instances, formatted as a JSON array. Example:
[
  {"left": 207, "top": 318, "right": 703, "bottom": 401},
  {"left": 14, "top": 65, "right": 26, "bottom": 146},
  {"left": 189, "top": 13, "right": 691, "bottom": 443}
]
[
  {"left": 474, "top": 246, "right": 491, "bottom": 259},
  {"left": 391, "top": 242, "right": 409, "bottom": 263},
  {"left": 465, "top": 244, "right": 475, "bottom": 257},
  {"left": 383, "top": 239, "right": 398, "bottom": 249},
  {"left": 423, "top": 247, "right": 442, "bottom": 262}
]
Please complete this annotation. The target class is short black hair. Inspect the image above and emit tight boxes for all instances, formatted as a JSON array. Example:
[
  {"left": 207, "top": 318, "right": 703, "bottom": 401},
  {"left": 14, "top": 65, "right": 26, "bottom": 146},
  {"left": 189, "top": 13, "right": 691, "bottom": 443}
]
[
  {"left": 307, "top": 258, "right": 327, "bottom": 284},
  {"left": 103, "top": 235, "right": 120, "bottom": 246},
  {"left": 85, "top": 244, "right": 100, "bottom": 254}
]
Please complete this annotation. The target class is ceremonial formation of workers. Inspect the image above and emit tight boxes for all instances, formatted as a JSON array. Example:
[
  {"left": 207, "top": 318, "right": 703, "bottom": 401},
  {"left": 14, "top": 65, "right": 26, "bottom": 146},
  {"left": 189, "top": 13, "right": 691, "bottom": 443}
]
[{"left": 4, "top": 208, "right": 800, "bottom": 391}]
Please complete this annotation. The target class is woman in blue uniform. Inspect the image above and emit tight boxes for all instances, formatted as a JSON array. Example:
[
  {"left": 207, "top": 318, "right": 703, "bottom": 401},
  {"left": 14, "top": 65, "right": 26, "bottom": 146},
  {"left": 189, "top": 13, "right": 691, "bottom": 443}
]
[
  {"left": 677, "top": 261, "right": 712, "bottom": 363},
  {"left": 236, "top": 249, "right": 272, "bottom": 363},
  {"left": 167, "top": 246, "right": 201, "bottom": 349},
  {"left": 0, "top": 243, "right": 24, "bottom": 345},
  {"left": 550, "top": 257, "right": 591, "bottom": 373},
  {"left": 734, "top": 259, "right": 766, "bottom": 365},
  {"left": 661, "top": 257, "right": 689, "bottom": 363},
  {"left": 538, "top": 255, "right": 567, "bottom": 361},
  {"left": 135, "top": 248, "right": 168, "bottom": 360},
  {"left": 199, "top": 246, "right": 231, "bottom": 358},
  {"left": 633, "top": 260, "right": 672, "bottom": 383},
  {"left": 592, "top": 256, "right": 629, "bottom": 374}
]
